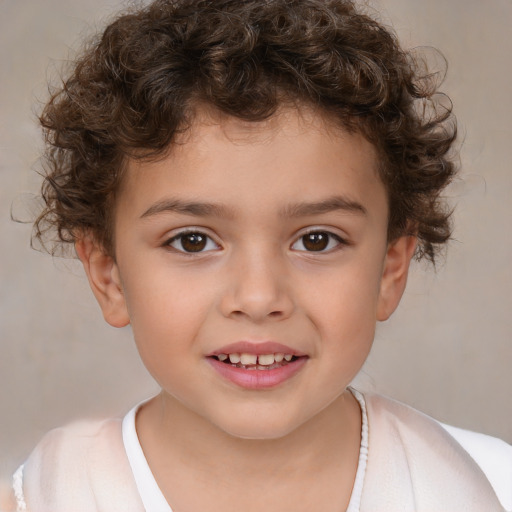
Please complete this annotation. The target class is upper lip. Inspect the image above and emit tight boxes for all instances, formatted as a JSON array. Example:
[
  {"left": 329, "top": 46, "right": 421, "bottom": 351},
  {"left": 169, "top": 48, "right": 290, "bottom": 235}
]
[{"left": 207, "top": 341, "right": 307, "bottom": 357}]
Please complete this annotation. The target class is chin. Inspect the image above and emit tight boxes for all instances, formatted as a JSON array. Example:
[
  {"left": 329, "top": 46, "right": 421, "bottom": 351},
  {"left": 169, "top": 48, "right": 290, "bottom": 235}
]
[{"left": 212, "top": 411, "right": 306, "bottom": 441}]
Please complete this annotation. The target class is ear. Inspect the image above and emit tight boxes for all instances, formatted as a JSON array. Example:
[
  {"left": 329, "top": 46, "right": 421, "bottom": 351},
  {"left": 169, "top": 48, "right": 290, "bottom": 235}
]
[
  {"left": 376, "top": 235, "right": 417, "bottom": 321},
  {"left": 75, "top": 236, "right": 130, "bottom": 328}
]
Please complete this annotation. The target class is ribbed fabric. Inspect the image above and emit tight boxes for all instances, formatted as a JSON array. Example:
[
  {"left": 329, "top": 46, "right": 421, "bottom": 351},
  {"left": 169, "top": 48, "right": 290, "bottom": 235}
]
[
  {"left": 12, "top": 465, "right": 26, "bottom": 512},
  {"left": 346, "top": 388, "right": 369, "bottom": 512}
]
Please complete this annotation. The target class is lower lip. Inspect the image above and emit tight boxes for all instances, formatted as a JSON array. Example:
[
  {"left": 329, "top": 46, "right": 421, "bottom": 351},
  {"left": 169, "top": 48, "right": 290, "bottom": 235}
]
[{"left": 207, "top": 357, "right": 307, "bottom": 389}]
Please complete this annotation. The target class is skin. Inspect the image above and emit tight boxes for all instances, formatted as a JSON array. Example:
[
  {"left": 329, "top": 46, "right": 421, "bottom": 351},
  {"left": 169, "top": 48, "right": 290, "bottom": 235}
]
[{"left": 77, "top": 107, "right": 416, "bottom": 511}]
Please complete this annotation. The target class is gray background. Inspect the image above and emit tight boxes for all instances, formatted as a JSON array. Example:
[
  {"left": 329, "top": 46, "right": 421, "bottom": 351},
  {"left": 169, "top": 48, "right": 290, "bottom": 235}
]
[{"left": 1, "top": 0, "right": 511, "bottom": 484}]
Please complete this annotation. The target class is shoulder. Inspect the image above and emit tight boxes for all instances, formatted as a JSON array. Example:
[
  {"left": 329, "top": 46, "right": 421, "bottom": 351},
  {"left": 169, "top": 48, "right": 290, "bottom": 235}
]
[
  {"left": 20, "top": 417, "right": 144, "bottom": 512},
  {"left": 361, "top": 392, "right": 511, "bottom": 511},
  {"left": 23, "top": 417, "right": 123, "bottom": 483},
  {"left": 439, "top": 422, "right": 512, "bottom": 510},
  {"left": 26, "top": 417, "right": 121, "bottom": 462}
]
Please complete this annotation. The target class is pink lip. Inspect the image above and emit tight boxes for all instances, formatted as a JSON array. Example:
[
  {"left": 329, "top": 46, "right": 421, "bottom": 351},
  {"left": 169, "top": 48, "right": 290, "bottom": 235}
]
[
  {"left": 207, "top": 341, "right": 306, "bottom": 357},
  {"left": 207, "top": 356, "right": 307, "bottom": 389}
]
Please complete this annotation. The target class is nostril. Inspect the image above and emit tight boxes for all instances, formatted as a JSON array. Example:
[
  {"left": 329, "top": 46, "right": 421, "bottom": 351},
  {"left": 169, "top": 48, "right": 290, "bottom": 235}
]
[
  {"left": 220, "top": 282, "right": 294, "bottom": 321},
  {"left": 230, "top": 309, "right": 285, "bottom": 320}
]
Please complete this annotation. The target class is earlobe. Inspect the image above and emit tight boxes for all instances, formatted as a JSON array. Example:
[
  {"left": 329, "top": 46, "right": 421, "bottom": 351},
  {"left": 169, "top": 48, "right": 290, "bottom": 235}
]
[
  {"left": 376, "top": 235, "right": 417, "bottom": 321},
  {"left": 75, "top": 236, "right": 130, "bottom": 328}
]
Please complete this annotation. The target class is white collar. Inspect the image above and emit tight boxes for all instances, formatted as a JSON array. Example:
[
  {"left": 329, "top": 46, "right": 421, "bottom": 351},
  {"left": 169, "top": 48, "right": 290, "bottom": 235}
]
[{"left": 121, "top": 390, "right": 368, "bottom": 512}]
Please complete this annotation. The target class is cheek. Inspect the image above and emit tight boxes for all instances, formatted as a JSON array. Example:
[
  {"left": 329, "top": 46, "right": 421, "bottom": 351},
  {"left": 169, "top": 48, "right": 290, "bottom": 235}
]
[
  {"left": 310, "top": 265, "right": 381, "bottom": 330},
  {"left": 120, "top": 266, "right": 217, "bottom": 353},
  {"left": 303, "top": 262, "right": 382, "bottom": 370}
]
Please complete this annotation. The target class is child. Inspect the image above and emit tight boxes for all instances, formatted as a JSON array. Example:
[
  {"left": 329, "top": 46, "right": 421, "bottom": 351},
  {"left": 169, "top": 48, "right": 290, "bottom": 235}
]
[{"left": 10, "top": 0, "right": 512, "bottom": 510}]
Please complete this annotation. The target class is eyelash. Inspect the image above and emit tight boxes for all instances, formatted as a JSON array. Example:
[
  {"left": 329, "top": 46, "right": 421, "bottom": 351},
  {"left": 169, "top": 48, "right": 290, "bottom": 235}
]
[
  {"left": 165, "top": 230, "right": 220, "bottom": 254},
  {"left": 291, "top": 230, "right": 347, "bottom": 253},
  {"left": 165, "top": 228, "right": 347, "bottom": 255}
]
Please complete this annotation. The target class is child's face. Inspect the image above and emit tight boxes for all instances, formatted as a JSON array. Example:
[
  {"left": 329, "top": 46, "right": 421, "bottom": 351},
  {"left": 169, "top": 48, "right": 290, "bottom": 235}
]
[{"left": 81, "top": 107, "right": 414, "bottom": 439}]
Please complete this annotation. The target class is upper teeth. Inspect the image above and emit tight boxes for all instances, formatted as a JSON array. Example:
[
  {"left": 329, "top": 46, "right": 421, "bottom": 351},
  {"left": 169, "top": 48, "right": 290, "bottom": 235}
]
[{"left": 217, "top": 353, "right": 294, "bottom": 365}]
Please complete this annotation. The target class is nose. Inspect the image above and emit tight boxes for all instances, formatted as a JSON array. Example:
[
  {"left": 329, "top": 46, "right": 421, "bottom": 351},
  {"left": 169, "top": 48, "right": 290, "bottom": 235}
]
[{"left": 219, "top": 249, "right": 294, "bottom": 323}]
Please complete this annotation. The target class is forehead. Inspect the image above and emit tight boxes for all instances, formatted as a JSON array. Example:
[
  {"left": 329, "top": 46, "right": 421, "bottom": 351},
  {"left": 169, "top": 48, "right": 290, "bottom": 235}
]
[{"left": 118, "top": 106, "right": 385, "bottom": 221}]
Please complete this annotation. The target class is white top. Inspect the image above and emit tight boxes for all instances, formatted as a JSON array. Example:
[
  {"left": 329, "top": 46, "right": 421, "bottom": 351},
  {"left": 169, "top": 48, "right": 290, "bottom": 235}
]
[
  {"left": 122, "top": 402, "right": 172, "bottom": 512},
  {"left": 121, "top": 390, "right": 512, "bottom": 511},
  {"left": 439, "top": 422, "right": 512, "bottom": 510},
  {"left": 121, "top": 389, "right": 370, "bottom": 512},
  {"left": 13, "top": 390, "right": 512, "bottom": 511}
]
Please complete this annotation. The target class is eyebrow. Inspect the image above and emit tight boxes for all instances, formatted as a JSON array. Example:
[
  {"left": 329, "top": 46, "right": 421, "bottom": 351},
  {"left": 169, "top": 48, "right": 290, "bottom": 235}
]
[
  {"left": 140, "top": 199, "right": 235, "bottom": 219},
  {"left": 140, "top": 195, "right": 367, "bottom": 220},
  {"left": 280, "top": 195, "right": 367, "bottom": 217}
]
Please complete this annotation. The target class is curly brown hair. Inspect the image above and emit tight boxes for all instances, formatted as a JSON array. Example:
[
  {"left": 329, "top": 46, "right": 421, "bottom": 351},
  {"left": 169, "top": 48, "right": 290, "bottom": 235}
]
[{"left": 34, "top": 0, "right": 457, "bottom": 262}]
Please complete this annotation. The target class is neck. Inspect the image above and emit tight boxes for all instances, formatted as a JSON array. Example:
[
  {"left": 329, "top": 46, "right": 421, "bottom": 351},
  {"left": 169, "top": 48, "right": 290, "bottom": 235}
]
[{"left": 137, "top": 388, "right": 361, "bottom": 487}]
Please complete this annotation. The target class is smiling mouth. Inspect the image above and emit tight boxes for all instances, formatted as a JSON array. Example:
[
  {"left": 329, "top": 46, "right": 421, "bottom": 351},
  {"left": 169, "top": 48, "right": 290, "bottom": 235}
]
[{"left": 210, "top": 352, "right": 301, "bottom": 370}]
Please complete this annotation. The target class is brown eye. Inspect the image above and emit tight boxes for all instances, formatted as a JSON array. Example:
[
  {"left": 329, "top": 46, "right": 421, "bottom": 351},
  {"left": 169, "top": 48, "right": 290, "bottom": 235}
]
[
  {"left": 302, "top": 232, "right": 329, "bottom": 251},
  {"left": 168, "top": 232, "right": 219, "bottom": 253},
  {"left": 291, "top": 231, "right": 344, "bottom": 252},
  {"left": 181, "top": 233, "right": 206, "bottom": 252}
]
